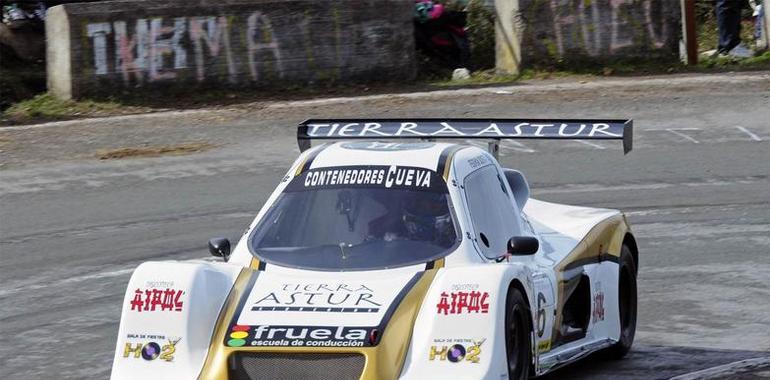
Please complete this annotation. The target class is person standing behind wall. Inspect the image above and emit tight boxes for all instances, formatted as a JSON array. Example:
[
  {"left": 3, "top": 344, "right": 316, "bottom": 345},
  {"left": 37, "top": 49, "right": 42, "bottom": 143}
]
[
  {"left": 715, "top": 0, "right": 754, "bottom": 57},
  {"left": 749, "top": 0, "right": 765, "bottom": 49}
]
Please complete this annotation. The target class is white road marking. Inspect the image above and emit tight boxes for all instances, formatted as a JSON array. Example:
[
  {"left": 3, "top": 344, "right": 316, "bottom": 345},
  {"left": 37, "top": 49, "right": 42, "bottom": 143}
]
[
  {"left": 735, "top": 126, "right": 763, "bottom": 141},
  {"left": 667, "top": 129, "right": 700, "bottom": 143},
  {"left": 464, "top": 139, "right": 534, "bottom": 154},
  {"left": 464, "top": 140, "right": 488, "bottom": 149},
  {"left": 669, "top": 356, "right": 770, "bottom": 380},
  {"left": 573, "top": 139, "right": 606, "bottom": 149},
  {"left": 58, "top": 268, "right": 136, "bottom": 285},
  {"left": 466, "top": 140, "right": 508, "bottom": 156},
  {"left": 535, "top": 176, "right": 766, "bottom": 194},
  {"left": 502, "top": 140, "right": 536, "bottom": 153},
  {"left": 0, "top": 257, "right": 214, "bottom": 298},
  {"left": 536, "top": 182, "right": 673, "bottom": 194},
  {"left": 647, "top": 128, "right": 701, "bottom": 131},
  {"left": 648, "top": 128, "right": 701, "bottom": 143},
  {"left": 0, "top": 268, "right": 135, "bottom": 298}
]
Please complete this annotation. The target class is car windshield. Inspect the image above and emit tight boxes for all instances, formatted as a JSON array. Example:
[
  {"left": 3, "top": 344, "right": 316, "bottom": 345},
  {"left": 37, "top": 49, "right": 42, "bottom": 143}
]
[{"left": 250, "top": 166, "right": 459, "bottom": 271}]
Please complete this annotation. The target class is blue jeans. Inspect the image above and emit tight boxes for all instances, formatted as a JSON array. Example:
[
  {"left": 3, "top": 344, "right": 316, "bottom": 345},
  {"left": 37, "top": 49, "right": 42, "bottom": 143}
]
[
  {"left": 756, "top": 6, "right": 764, "bottom": 42},
  {"left": 716, "top": 0, "right": 743, "bottom": 52}
]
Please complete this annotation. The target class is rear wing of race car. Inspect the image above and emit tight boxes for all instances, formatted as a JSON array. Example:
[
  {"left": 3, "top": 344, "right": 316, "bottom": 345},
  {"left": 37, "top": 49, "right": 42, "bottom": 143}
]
[{"left": 297, "top": 118, "right": 633, "bottom": 156}]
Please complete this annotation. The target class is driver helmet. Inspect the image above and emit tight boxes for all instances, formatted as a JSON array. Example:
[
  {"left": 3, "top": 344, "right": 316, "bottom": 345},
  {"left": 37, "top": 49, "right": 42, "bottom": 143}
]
[{"left": 402, "top": 192, "right": 453, "bottom": 244}]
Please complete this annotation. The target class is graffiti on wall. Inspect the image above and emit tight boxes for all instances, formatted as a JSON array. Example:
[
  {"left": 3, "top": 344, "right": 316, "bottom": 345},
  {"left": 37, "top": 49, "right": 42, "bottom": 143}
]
[
  {"left": 518, "top": 0, "right": 679, "bottom": 61},
  {"left": 85, "top": 12, "right": 285, "bottom": 84},
  {"left": 81, "top": 7, "right": 406, "bottom": 86}
]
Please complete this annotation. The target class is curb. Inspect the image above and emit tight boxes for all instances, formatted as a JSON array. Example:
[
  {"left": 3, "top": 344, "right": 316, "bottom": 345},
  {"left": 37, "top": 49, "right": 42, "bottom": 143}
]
[
  {"left": 3, "top": 71, "right": 769, "bottom": 132},
  {"left": 266, "top": 71, "right": 770, "bottom": 109},
  {"left": 0, "top": 109, "right": 216, "bottom": 131}
]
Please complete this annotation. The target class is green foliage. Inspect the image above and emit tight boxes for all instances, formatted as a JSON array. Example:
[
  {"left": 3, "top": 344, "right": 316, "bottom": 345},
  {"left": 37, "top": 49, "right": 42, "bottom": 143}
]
[
  {"left": 0, "top": 60, "right": 45, "bottom": 112},
  {"left": 431, "top": 69, "right": 520, "bottom": 86},
  {"left": 699, "top": 50, "right": 770, "bottom": 67},
  {"left": 466, "top": 0, "right": 496, "bottom": 70},
  {"left": 3, "top": 93, "right": 125, "bottom": 122},
  {"left": 695, "top": 0, "right": 762, "bottom": 51}
]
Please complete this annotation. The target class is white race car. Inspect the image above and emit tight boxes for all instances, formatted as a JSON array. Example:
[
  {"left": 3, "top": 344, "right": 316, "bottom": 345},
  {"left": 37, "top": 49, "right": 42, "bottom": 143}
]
[{"left": 111, "top": 119, "right": 638, "bottom": 380}]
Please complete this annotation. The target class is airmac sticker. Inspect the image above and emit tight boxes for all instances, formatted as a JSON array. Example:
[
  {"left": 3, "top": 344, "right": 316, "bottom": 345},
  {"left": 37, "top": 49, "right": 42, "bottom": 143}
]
[
  {"left": 128, "top": 280, "right": 184, "bottom": 312},
  {"left": 436, "top": 285, "right": 490, "bottom": 315}
]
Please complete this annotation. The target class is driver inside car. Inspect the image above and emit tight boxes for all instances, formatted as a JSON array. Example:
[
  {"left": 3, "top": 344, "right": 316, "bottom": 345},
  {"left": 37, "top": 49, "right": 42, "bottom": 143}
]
[
  {"left": 402, "top": 192, "right": 454, "bottom": 246},
  {"left": 368, "top": 192, "right": 453, "bottom": 246}
]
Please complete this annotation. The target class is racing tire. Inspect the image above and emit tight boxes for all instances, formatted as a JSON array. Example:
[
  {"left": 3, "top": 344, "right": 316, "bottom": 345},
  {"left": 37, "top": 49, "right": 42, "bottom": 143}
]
[
  {"left": 505, "top": 287, "right": 532, "bottom": 380},
  {"left": 606, "top": 244, "right": 637, "bottom": 359}
]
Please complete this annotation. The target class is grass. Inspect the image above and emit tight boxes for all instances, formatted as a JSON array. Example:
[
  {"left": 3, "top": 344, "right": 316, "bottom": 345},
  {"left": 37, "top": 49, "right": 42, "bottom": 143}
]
[
  {"left": 2, "top": 93, "right": 148, "bottom": 124},
  {"left": 699, "top": 50, "right": 770, "bottom": 68},
  {"left": 432, "top": 67, "right": 599, "bottom": 87},
  {"left": 431, "top": 69, "right": 521, "bottom": 86},
  {"left": 433, "top": 48, "right": 770, "bottom": 89}
]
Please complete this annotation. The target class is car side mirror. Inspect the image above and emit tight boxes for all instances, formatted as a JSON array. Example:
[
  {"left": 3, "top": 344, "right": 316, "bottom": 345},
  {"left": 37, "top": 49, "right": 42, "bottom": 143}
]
[
  {"left": 208, "top": 237, "right": 231, "bottom": 261},
  {"left": 507, "top": 236, "right": 539, "bottom": 256}
]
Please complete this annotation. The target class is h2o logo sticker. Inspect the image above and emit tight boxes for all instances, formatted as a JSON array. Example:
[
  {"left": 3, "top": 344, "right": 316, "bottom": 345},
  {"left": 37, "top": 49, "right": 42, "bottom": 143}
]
[
  {"left": 123, "top": 338, "right": 180, "bottom": 362},
  {"left": 429, "top": 338, "right": 486, "bottom": 364}
]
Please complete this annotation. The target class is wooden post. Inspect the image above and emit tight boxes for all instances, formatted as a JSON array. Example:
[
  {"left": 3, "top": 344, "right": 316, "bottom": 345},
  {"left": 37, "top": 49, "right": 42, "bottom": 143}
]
[{"left": 494, "top": 0, "right": 521, "bottom": 75}]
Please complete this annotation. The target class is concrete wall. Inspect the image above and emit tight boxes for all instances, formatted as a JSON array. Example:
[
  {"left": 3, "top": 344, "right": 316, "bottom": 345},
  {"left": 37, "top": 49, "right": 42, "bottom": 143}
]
[
  {"left": 496, "top": 0, "right": 681, "bottom": 74},
  {"left": 46, "top": 0, "right": 416, "bottom": 100}
]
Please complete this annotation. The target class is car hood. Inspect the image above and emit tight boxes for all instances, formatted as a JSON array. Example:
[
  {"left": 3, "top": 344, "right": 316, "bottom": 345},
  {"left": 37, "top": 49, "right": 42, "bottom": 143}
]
[{"left": 223, "top": 269, "right": 424, "bottom": 349}]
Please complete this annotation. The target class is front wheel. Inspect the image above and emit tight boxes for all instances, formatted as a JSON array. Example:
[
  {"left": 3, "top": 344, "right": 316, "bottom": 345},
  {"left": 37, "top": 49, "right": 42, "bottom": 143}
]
[
  {"left": 505, "top": 288, "right": 532, "bottom": 380},
  {"left": 606, "top": 244, "right": 637, "bottom": 359}
]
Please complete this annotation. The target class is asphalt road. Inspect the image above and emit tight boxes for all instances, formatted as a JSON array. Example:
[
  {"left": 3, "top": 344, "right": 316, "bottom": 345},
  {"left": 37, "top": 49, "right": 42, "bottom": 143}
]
[{"left": 1, "top": 72, "right": 769, "bottom": 379}]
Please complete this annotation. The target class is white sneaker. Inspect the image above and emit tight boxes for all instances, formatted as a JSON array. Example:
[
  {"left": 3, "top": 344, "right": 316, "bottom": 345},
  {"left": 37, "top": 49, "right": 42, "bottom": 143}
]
[
  {"left": 452, "top": 68, "right": 471, "bottom": 81},
  {"left": 727, "top": 43, "right": 754, "bottom": 58},
  {"left": 757, "top": 38, "right": 767, "bottom": 50}
]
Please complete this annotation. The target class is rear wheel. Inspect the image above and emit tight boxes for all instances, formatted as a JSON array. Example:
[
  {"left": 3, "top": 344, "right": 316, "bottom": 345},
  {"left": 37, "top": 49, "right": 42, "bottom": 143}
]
[
  {"left": 606, "top": 244, "right": 637, "bottom": 359},
  {"left": 505, "top": 288, "right": 532, "bottom": 380}
]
